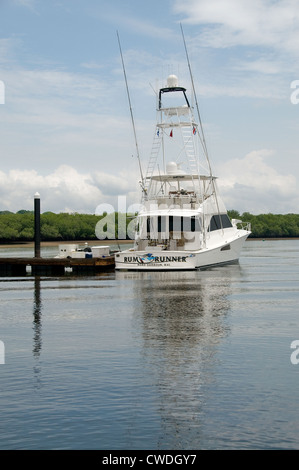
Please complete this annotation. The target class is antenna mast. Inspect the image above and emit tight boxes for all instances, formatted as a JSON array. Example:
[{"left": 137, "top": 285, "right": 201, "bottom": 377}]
[
  {"left": 181, "top": 24, "right": 224, "bottom": 236},
  {"left": 180, "top": 23, "right": 213, "bottom": 177},
  {"left": 117, "top": 31, "right": 145, "bottom": 188}
]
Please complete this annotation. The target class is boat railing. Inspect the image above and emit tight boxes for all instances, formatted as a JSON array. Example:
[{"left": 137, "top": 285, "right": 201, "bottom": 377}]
[
  {"left": 168, "top": 190, "right": 196, "bottom": 197},
  {"left": 146, "top": 194, "right": 200, "bottom": 207},
  {"left": 231, "top": 219, "right": 251, "bottom": 232},
  {"left": 136, "top": 237, "right": 186, "bottom": 251}
]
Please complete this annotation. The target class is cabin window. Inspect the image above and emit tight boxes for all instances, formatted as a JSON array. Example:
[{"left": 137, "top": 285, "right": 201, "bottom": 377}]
[
  {"left": 169, "top": 216, "right": 201, "bottom": 232},
  {"left": 208, "top": 214, "right": 232, "bottom": 232},
  {"left": 220, "top": 244, "right": 231, "bottom": 251},
  {"left": 146, "top": 215, "right": 202, "bottom": 235}
]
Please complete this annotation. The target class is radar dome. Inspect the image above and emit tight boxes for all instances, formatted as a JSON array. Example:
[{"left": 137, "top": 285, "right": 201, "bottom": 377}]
[
  {"left": 167, "top": 75, "right": 178, "bottom": 88},
  {"left": 166, "top": 162, "right": 180, "bottom": 174},
  {"left": 166, "top": 161, "right": 186, "bottom": 175}
]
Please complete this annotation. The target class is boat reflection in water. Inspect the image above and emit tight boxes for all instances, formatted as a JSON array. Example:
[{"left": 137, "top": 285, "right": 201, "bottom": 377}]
[
  {"left": 27, "top": 265, "right": 238, "bottom": 448},
  {"left": 116, "top": 267, "right": 237, "bottom": 446}
]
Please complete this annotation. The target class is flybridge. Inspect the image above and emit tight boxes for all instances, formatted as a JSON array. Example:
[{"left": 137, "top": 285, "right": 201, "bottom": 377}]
[
  {"left": 159, "top": 87, "right": 190, "bottom": 111},
  {"left": 158, "top": 74, "right": 191, "bottom": 111}
]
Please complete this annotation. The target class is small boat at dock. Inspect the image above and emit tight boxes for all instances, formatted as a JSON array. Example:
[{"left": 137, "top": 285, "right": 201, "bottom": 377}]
[{"left": 56, "top": 243, "right": 111, "bottom": 259}]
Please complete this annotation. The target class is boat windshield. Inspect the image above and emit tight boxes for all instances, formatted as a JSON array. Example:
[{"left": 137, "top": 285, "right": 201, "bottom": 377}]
[{"left": 138, "top": 215, "right": 202, "bottom": 239}]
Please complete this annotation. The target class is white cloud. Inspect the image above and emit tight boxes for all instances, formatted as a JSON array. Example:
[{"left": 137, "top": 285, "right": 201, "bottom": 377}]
[
  {"left": 175, "top": 0, "right": 299, "bottom": 55},
  {"left": 233, "top": 58, "right": 282, "bottom": 75},
  {"left": 217, "top": 149, "right": 298, "bottom": 213},
  {"left": 0, "top": 165, "right": 140, "bottom": 213},
  {"left": 0, "top": 61, "right": 142, "bottom": 172},
  {"left": 11, "top": 0, "right": 39, "bottom": 14},
  {"left": 3, "top": 67, "right": 107, "bottom": 109},
  {"left": 0, "top": 155, "right": 296, "bottom": 215},
  {"left": 171, "top": 0, "right": 299, "bottom": 101},
  {"left": 119, "top": 17, "right": 175, "bottom": 41},
  {"left": 95, "top": 6, "right": 176, "bottom": 42},
  {"left": 80, "top": 61, "right": 106, "bottom": 70}
]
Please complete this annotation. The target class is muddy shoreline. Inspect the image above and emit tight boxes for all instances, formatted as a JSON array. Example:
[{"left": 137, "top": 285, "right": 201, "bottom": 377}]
[
  {"left": 0, "top": 240, "right": 133, "bottom": 249},
  {"left": 1, "top": 237, "right": 298, "bottom": 249}
]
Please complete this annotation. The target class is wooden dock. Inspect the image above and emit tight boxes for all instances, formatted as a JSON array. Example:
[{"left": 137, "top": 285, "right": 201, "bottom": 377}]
[{"left": 0, "top": 256, "right": 115, "bottom": 276}]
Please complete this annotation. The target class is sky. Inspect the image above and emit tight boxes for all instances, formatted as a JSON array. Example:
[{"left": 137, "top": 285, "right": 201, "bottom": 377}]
[{"left": 0, "top": 0, "right": 299, "bottom": 214}]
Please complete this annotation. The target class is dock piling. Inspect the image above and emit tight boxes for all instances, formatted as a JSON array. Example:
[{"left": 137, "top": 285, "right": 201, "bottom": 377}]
[{"left": 34, "top": 192, "right": 41, "bottom": 258}]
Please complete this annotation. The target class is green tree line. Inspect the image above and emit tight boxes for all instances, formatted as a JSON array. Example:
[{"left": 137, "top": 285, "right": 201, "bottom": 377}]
[
  {"left": 227, "top": 210, "right": 299, "bottom": 238},
  {"left": 0, "top": 211, "right": 103, "bottom": 242},
  {"left": 0, "top": 210, "right": 299, "bottom": 242}
]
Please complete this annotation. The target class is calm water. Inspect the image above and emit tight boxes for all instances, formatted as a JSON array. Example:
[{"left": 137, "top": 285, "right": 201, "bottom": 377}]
[{"left": 0, "top": 239, "right": 298, "bottom": 450}]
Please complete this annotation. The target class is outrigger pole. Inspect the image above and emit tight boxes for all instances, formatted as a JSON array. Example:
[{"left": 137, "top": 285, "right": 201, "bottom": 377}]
[
  {"left": 117, "top": 31, "right": 145, "bottom": 191},
  {"left": 180, "top": 24, "right": 224, "bottom": 235},
  {"left": 180, "top": 23, "right": 213, "bottom": 178}
]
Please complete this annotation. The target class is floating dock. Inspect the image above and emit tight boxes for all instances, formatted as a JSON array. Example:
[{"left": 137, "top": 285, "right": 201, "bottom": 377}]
[
  {"left": 0, "top": 195, "right": 117, "bottom": 276},
  {"left": 0, "top": 256, "right": 115, "bottom": 276}
]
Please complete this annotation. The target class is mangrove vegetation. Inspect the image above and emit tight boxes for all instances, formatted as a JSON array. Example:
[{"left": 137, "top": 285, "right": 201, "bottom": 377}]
[{"left": 0, "top": 209, "right": 299, "bottom": 242}]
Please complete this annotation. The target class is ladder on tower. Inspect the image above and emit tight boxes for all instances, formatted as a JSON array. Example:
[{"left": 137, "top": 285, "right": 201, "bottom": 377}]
[
  {"left": 182, "top": 125, "right": 200, "bottom": 175},
  {"left": 182, "top": 123, "right": 203, "bottom": 199},
  {"left": 144, "top": 127, "right": 162, "bottom": 194}
]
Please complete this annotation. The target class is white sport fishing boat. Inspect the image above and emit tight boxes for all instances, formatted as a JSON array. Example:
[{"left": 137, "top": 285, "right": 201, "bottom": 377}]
[{"left": 115, "top": 35, "right": 251, "bottom": 271}]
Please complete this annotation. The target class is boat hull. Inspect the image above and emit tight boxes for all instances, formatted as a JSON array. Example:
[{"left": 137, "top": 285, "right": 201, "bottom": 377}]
[{"left": 115, "top": 232, "right": 249, "bottom": 271}]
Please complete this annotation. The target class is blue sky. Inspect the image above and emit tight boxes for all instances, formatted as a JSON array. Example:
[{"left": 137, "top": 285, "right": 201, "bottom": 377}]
[{"left": 0, "top": 0, "right": 299, "bottom": 214}]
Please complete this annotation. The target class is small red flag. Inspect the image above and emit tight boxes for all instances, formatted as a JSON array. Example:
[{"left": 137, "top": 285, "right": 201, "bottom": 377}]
[{"left": 170, "top": 130, "right": 173, "bottom": 137}]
